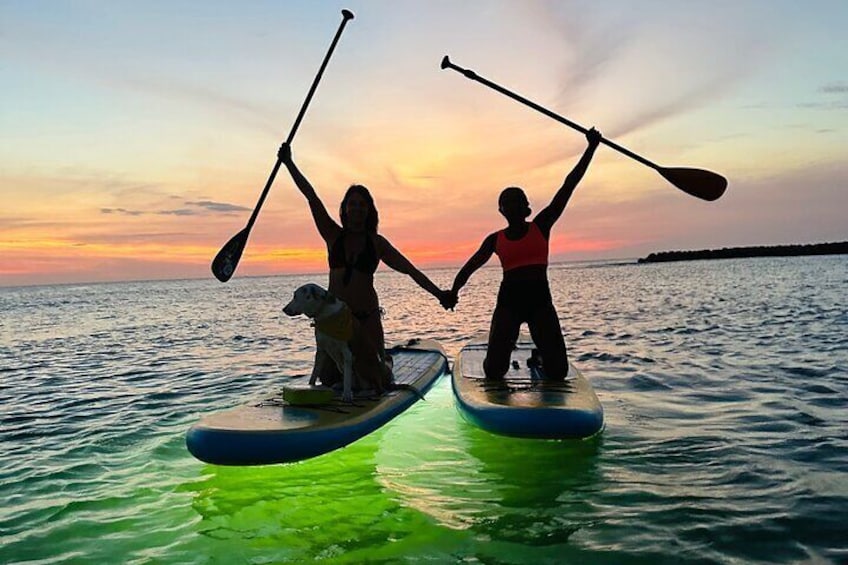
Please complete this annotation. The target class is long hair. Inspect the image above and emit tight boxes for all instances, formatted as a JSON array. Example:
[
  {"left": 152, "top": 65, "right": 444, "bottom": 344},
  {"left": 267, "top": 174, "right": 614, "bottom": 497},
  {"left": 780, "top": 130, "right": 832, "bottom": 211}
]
[{"left": 339, "top": 184, "right": 379, "bottom": 232}]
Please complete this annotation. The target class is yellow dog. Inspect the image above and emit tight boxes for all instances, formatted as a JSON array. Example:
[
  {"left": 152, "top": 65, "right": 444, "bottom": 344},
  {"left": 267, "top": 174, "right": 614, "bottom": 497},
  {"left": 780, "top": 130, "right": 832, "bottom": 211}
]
[{"left": 283, "top": 283, "right": 391, "bottom": 402}]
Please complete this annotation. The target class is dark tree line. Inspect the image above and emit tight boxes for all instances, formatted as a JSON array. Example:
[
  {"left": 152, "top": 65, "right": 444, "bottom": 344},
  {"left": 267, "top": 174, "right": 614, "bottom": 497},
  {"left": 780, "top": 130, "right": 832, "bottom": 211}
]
[{"left": 638, "top": 241, "right": 848, "bottom": 264}]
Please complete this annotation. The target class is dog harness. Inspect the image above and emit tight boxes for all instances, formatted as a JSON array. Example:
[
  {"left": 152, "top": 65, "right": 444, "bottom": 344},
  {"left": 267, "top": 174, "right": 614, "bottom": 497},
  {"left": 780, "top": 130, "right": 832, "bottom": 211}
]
[
  {"left": 495, "top": 221, "right": 548, "bottom": 272},
  {"left": 328, "top": 231, "right": 379, "bottom": 285},
  {"left": 314, "top": 307, "right": 356, "bottom": 342}
]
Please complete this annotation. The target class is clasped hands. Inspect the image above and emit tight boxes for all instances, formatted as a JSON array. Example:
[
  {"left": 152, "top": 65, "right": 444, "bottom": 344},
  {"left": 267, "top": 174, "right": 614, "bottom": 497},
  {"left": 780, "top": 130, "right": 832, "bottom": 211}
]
[{"left": 437, "top": 289, "right": 459, "bottom": 311}]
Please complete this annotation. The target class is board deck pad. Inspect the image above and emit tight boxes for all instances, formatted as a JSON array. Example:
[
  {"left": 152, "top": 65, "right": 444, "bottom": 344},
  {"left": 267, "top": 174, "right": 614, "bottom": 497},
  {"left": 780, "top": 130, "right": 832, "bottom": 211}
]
[
  {"left": 186, "top": 339, "right": 447, "bottom": 465},
  {"left": 453, "top": 336, "right": 604, "bottom": 439}
]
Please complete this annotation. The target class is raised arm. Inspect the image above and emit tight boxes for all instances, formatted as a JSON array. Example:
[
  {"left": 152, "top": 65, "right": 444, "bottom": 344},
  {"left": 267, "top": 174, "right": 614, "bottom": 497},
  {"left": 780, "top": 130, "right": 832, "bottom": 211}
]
[
  {"left": 278, "top": 143, "right": 340, "bottom": 243},
  {"left": 450, "top": 233, "right": 497, "bottom": 298},
  {"left": 535, "top": 128, "right": 602, "bottom": 236}
]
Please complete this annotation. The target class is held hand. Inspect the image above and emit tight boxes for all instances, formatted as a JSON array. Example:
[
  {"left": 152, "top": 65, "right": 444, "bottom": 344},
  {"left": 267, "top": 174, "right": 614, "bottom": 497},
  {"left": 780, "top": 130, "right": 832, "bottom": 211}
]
[
  {"left": 585, "top": 127, "right": 602, "bottom": 147},
  {"left": 277, "top": 142, "right": 293, "bottom": 163},
  {"left": 438, "top": 289, "right": 458, "bottom": 311}
]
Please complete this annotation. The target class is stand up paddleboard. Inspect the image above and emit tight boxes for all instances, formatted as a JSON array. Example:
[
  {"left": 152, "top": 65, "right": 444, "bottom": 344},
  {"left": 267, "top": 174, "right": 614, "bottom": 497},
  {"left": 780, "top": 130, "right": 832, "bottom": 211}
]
[
  {"left": 453, "top": 335, "right": 603, "bottom": 439},
  {"left": 187, "top": 339, "right": 448, "bottom": 465}
]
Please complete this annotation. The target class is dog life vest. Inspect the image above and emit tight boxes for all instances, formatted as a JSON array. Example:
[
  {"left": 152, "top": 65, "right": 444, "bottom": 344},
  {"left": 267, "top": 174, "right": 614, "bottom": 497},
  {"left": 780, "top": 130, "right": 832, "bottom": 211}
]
[
  {"left": 495, "top": 222, "right": 549, "bottom": 272},
  {"left": 314, "top": 308, "right": 355, "bottom": 342}
]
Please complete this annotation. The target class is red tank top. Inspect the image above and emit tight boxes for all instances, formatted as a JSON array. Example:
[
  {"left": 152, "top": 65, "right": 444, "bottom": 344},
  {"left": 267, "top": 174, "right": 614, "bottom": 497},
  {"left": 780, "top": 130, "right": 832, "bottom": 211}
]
[{"left": 495, "top": 222, "right": 548, "bottom": 272}]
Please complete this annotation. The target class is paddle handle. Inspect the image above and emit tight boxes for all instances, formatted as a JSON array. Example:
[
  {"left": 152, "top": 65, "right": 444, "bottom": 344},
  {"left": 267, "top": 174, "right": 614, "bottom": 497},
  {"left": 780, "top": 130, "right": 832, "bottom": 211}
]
[
  {"left": 245, "top": 10, "right": 355, "bottom": 237},
  {"left": 248, "top": 9, "right": 355, "bottom": 232},
  {"left": 286, "top": 9, "right": 354, "bottom": 144},
  {"left": 440, "top": 56, "right": 660, "bottom": 172}
]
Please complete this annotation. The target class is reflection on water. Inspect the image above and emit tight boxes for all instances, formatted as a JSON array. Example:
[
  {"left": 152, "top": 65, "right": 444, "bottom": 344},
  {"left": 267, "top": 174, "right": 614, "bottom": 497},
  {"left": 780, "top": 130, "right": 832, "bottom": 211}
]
[
  {"left": 184, "top": 377, "right": 604, "bottom": 563},
  {"left": 376, "top": 381, "right": 603, "bottom": 557},
  {"left": 185, "top": 434, "right": 394, "bottom": 562}
]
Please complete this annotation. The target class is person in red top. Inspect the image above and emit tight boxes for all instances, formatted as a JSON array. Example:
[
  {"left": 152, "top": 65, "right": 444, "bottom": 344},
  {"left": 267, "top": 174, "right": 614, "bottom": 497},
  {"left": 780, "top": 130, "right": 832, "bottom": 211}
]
[{"left": 448, "top": 128, "right": 602, "bottom": 380}]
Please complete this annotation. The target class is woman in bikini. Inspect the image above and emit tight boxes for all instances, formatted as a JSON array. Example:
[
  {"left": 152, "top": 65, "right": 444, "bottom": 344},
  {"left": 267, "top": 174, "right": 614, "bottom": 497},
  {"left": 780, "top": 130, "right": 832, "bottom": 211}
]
[
  {"left": 448, "top": 128, "right": 602, "bottom": 380},
  {"left": 278, "top": 143, "right": 452, "bottom": 367}
]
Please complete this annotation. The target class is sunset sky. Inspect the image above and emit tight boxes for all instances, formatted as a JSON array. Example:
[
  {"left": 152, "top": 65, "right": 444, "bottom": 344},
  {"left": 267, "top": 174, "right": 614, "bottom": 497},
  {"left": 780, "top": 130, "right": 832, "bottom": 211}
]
[{"left": 2, "top": 0, "right": 846, "bottom": 286}]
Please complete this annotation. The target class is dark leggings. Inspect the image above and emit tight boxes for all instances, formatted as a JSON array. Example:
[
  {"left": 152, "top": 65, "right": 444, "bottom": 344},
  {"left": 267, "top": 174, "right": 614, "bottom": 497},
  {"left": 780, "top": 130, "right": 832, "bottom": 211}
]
[{"left": 483, "top": 279, "right": 568, "bottom": 380}]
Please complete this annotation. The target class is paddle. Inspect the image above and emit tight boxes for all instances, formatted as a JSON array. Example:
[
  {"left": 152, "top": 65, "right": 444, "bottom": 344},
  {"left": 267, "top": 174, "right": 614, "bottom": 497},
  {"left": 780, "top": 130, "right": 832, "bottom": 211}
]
[
  {"left": 440, "top": 56, "right": 727, "bottom": 202},
  {"left": 211, "top": 9, "right": 355, "bottom": 282}
]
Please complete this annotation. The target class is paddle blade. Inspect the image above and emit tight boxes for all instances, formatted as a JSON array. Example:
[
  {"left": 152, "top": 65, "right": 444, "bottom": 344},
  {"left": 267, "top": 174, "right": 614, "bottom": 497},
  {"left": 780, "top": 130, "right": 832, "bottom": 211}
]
[
  {"left": 659, "top": 167, "right": 728, "bottom": 201},
  {"left": 211, "top": 227, "right": 249, "bottom": 282}
]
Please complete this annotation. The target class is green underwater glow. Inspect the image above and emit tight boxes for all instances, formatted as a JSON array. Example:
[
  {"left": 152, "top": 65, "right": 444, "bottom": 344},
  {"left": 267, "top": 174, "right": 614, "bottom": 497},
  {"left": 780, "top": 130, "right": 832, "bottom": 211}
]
[{"left": 176, "top": 382, "right": 605, "bottom": 563}]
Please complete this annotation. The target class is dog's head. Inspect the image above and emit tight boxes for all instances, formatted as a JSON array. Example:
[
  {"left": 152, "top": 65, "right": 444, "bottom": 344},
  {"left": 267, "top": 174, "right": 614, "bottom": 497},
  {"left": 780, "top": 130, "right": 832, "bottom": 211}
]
[{"left": 282, "top": 283, "right": 337, "bottom": 318}]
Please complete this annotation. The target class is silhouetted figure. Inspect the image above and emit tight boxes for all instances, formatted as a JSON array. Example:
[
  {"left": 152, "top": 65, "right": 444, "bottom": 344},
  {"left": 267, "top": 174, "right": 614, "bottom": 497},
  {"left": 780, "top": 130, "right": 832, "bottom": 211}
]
[
  {"left": 448, "top": 128, "right": 602, "bottom": 380},
  {"left": 279, "top": 143, "right": 452, "bottom": 368}
]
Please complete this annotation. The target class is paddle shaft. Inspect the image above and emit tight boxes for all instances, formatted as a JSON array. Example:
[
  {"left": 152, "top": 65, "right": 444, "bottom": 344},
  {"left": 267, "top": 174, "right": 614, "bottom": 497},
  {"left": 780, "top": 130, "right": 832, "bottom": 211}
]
[
  {"left": 243, "top": 9, "right": 354, "bottom": 234},
  {"left": 441, "top": 56, "right": 660, "bottom": 171}
]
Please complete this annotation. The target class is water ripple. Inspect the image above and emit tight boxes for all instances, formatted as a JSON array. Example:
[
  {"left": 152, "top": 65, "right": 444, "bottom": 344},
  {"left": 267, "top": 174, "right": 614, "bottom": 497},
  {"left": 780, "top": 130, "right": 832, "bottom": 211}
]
[{"left": 1, "top": 258, "right": 847, "bottom": 563}]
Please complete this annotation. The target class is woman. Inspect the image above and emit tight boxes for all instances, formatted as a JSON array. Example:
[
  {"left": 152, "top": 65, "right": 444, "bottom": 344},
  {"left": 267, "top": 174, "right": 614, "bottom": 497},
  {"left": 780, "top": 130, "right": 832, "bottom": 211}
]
[
  {"left": 448, "top": 128, "right": 602, "bottom": 380},
  {"left": 278, "top": 142, "right": 451, "bottom": 366}
]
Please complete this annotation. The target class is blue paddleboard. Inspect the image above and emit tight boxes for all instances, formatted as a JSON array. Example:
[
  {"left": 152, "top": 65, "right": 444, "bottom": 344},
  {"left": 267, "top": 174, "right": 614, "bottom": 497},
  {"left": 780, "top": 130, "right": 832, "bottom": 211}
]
[
  {"left": 186, "top": 339, "right": 448, "bottom": 465},
  {"left": 453, "top": 336, "right": 603, "bottom": 439}
]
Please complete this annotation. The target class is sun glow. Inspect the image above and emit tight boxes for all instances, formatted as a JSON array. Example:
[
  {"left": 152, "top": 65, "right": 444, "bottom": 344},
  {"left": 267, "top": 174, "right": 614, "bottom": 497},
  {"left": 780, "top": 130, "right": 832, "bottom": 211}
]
[{"left": 2, "top": 2, "right": 846, "bottom": 286}]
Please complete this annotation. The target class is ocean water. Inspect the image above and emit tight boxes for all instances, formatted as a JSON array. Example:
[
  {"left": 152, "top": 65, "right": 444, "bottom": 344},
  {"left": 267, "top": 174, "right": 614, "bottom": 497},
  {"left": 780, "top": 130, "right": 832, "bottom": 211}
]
[{"left": 1, "top": 256, "right": 846, "bottom": 564}]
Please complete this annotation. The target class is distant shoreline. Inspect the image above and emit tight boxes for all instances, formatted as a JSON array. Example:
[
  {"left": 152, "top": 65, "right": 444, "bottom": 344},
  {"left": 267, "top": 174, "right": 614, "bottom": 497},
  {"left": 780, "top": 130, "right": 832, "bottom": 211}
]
[{"left": 637, "top": 241, "right": 848, "bottom": 264}]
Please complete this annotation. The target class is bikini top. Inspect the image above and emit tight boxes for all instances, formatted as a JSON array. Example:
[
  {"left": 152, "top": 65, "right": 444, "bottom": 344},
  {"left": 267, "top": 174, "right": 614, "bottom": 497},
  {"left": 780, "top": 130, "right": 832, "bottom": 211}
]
[
  {"left": 328, "top": 231, "right": 379, "bottom": 284},
  {"left": 495, "top": 221, "right": 549, "bottom": 272}
]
